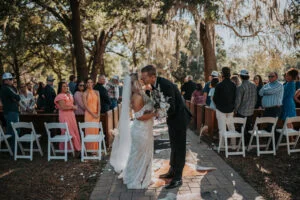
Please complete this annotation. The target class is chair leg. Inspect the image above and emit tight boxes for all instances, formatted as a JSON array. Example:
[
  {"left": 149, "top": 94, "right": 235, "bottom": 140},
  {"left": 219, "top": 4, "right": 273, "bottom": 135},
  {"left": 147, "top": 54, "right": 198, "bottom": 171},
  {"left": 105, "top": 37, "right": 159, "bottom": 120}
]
[
  {"left": 4, "top": 139, "right": 13, "bottom": 156},
  {"left": 64, "top": 140, "right": 67, "bottom": 162},
  {"left": 51, "top": 143, "right": 56, "bottom": 156},
  {"left": 48, "top": 140, "right": 51, "bottom": 161},
  {"left": 69, "top": 140, "right": 75, "bottom": 157},
  {"left": 242, "top": 135, "right": 245, "bottom": 157},
  {"left": 102, "top": 135, "right": 107, "bottom": 155},
  {"left": 237, "top": 138, "right": 242, "bottom": 151},
  {"left": 36, "top": 138, "right": 43, "bottom": 156},
  {"left": 276, "top": 132, "right": 283, "bottom": 150},
  {"left": 218, "top": 135, "right": 223, "bottom": 153},
  {"left": 286, "top": 135, "right": 291, "bottom": 155},
  {"left": 293, "top": 135, "right": 300, "bottom": 149},
  {"left": 256, "top": 136, "right": 260, "bottom": 156},
  {"left": 81, "top": 141, "right": 84, "bottom": 162},
  {"left": 14, "top": 139, "right": 17, "bottom": 161},
  {"left": 272, "top": 134, "right": 276, "bottom": 155},
  {"left": 224, "top": 136, "right": 229, "bottom": 158},
  {"left": 247, "top": 134, "right": 254, "bottom": 151},
  {"left": 98, "top": 141, "right": 101, "bottom": 161},
  {"left": 18, "top": 142, "right": 25, "bottom": 155},
  {"left": 266, "top": 138, "right": 271, "bottom": 150},
  {"left": 30, "top": 140, "right": 33, "bottom": 161}
]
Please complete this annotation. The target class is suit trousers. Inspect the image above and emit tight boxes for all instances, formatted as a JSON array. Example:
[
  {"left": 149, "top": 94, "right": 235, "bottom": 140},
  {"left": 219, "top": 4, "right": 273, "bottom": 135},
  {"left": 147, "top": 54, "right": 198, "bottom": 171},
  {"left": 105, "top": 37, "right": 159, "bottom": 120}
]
[{"left": 167, "top": 122, "right": 187, "bottom": 180}]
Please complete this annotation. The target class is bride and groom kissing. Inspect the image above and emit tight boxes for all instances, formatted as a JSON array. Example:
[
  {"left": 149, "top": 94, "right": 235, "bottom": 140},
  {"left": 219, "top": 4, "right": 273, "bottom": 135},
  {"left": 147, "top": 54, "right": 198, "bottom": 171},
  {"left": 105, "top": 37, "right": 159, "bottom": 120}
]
[{"left": 110, "top": 65, "right": 192, "bottom": 190}]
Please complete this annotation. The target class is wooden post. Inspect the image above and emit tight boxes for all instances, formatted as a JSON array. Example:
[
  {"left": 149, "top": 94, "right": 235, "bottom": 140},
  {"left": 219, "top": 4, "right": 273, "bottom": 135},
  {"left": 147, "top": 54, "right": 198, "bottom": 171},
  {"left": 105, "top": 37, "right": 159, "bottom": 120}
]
[
  {"left": 196, "top": 104, "right": 205, "bottom": 131},
  {"left": 204, "top": 106, "right": 218, "bottom": 139}
]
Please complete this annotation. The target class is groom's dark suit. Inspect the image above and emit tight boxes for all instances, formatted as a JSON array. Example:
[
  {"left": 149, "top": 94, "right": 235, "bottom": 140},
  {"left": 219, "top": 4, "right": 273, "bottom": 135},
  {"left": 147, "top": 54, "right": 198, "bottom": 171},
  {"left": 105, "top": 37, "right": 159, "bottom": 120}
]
[{"left": 154, "top": 77, "right": 191, "bottom": 179}]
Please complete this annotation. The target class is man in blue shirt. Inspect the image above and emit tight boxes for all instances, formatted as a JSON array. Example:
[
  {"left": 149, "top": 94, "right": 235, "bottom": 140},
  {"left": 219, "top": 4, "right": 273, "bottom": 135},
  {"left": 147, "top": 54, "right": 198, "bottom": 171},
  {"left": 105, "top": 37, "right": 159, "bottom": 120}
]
[{"left": 259, "top": 72, "right": 283, "bottom": 118}]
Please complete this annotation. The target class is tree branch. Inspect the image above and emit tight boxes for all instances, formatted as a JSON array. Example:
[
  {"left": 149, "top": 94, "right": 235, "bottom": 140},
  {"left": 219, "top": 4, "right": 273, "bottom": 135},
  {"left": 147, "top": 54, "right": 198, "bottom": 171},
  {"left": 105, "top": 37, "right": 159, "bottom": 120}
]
[
  {"left": 106, "top": 50, "right": 127, "bottom": 58},
  {"left": 217, "top": 22, "right": 263, "bottom": 38},
  {"left": 32, "top": 0, "right": 71, "bottom": 32}
]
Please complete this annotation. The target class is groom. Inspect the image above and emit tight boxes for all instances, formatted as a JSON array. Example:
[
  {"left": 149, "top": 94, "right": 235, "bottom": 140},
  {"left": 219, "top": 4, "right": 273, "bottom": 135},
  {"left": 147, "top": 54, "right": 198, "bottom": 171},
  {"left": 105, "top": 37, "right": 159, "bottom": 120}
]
[{"left": 141, "top": 65, "right": 191, "bottom": 189}]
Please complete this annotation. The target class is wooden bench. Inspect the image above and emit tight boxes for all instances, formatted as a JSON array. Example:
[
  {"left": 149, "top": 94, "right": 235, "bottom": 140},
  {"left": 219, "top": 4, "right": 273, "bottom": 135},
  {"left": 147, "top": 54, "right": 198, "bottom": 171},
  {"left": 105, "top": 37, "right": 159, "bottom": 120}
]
[{"left": 204, "top": 106, "right": 218, "bottom": 137}]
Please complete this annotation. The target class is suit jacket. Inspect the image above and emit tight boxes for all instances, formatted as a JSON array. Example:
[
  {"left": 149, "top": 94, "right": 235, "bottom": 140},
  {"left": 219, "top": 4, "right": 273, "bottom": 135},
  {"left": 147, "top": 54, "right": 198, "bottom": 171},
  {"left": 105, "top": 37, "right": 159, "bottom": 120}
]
[
  {"left": 182, "top": 80, "right": 197, "bottom": 100},
  {"left": 44, "top": 84, "right": 56, "bottom": 113},
  {"left": 94, "top": 83, "right": 111, "bottom": 113},
  {"left": 155, "top": 77, "right": 191, "bottom": 129}
]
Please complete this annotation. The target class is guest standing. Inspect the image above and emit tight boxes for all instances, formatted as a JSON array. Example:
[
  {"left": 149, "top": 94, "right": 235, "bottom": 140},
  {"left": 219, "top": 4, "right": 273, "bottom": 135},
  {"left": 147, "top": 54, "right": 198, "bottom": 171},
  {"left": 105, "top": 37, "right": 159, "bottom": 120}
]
[
  {"left": 83, "top": 78, "right": 101, "bottom": 151},
  {"left": 203, "top": 71, "right": 219, "bottom": 106},
  {"left": 94, "top": 75, "right": 111, "bottom": 113},
  {"left": 235, "top": 70, "right": 257, "bottom": 144},
  {"left": 73, "top": 80, "right": 85, "bottom": 115},
  {"left": 280, "top": 68, "right": 298, "bottom": 123},
  {"left": 0, "top": 72, "right": 21, "bottom": 152},
  {"left": 44, "top": 75, "right": 56, "bottom": 113},
  {"left": 54, "top": 82, "right": 81, "bottom": 152},
  {"left": 19, "top": 83, "right": 35, "bottom": 113},
  {"left": 213, "top": 67, "right": 236, "bottom": 145},
  {"left": 68, "top": 75, "right": 77, "bottom": 95},
  {"left": 106, "top": 76, "right": 119, "bottom": 109},
  {"left": 36, "top": 82, "right": 46, "bottom": 110},
  {"left": 181, "top": 75, "right": 196, "bottom": 101},
  {"left": 191, "top": 83, "right": 205, "bottom": 105},
  {"left": 209, "top": 78, "right": 219, "bottom": 110},
  {"left": 259, "top": 72, "right": 283, "bottom": 118},
  {"left": 253, "top": 75, "right": 263, "bottom": 109}
]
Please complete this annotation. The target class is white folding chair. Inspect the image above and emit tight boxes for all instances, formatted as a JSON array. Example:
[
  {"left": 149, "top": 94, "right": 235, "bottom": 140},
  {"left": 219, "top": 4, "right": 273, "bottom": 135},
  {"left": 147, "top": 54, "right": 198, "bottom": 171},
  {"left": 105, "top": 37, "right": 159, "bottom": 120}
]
[
  {"left": 11, "top": 122, "right": 43, "bottom": 161},
  {"left": 218, "top": 117, "right": 247, "bottom": 158},
  {"left": 276, "top": 116, "right": 300, "bottom": 155},
  {"left": 247, "top": 117, "right": 278, "bottom": 156},
  {"left": 0, "top": 125, "right": 13, "bottom": 156},
  {"left": 44, "top": 122, "right": 75, "bottom": 161},
  {"left": 78, "top": 122, "right": 107, "bottom": 162}
]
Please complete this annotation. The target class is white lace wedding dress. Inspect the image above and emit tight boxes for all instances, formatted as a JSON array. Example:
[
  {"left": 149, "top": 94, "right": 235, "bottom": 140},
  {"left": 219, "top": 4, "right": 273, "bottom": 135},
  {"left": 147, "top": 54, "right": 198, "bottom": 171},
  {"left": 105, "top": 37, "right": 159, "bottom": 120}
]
[{"left": 122, "top": 101, "right": 154, "bottom": 189}]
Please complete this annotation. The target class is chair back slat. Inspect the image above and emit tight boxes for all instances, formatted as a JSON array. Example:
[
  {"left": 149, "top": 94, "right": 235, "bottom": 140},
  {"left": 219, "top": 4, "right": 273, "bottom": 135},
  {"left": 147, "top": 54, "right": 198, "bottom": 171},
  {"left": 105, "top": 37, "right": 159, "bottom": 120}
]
[
  {"left": 256, "top": 117, "right": 278, "bottom": 124},
  {"left": 11, "top": 122, "right": 32, "bottom": 129},
  {"left": 286, "top": 116, "right": 300, "bottom": 124}
]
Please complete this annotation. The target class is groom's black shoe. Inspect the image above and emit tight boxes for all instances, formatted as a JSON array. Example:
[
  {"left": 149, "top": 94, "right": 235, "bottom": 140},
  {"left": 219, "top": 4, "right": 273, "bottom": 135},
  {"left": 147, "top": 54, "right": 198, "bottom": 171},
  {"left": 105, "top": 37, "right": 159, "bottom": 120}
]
[
  {"left": 159, "top": 171, "right": 174, "bottom": 179},
  {"left": 164, "top": 179, "right": 182, "bottom": 189}
]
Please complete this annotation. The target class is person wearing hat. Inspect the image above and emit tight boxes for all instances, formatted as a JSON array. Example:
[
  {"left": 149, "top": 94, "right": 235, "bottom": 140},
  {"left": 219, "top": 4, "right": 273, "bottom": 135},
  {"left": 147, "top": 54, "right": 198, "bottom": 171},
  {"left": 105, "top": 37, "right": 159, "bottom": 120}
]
[
  {"left": 44, "top": 75, "right": 57, "bottom": 113},
  {"left": 203, "top": 71, "right": 219, "bottom": 106},
  {"left": 106, "top": 75, "right": 120, "bottom": 109},
  {"left": 235, "top": 69, "right": 257, "bottom": 144},
  {"left": 0, "top": 72, "right": 21, "bottom": 152}
]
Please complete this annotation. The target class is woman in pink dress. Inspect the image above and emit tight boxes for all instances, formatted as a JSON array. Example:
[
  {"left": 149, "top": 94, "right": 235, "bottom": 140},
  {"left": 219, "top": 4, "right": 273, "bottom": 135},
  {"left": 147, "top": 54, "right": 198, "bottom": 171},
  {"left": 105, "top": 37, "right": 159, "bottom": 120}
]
[
  {"left": 54, "top": 81, "right": 81, "bottom": 152},
  {"left": 74, "top": 80, "right": 85, "bottom": 115}
]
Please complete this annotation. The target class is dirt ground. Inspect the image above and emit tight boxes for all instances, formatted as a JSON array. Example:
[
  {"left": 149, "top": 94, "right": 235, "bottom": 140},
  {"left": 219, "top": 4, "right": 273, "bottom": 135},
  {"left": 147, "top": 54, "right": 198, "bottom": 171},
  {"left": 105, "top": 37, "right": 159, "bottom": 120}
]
[
  {"left": 0, "top": 137, "right": 107, "bottom": 200},
  {"left": 203, "top": 136, "right": 300, "bottom": 200}
]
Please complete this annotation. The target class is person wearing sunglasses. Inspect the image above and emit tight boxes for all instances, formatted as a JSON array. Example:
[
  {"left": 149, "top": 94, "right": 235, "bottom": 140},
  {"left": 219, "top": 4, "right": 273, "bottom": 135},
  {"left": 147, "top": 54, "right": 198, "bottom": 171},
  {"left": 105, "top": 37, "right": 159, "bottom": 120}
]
[
  {"left": 0, "top": 72, "right": 21, "bottom": 152},
  {"left": 259, "top": 72, "right": 283, "bottom": 120},
  {"left": 74, "top": 80, "right": 86, "bottom": 115}
]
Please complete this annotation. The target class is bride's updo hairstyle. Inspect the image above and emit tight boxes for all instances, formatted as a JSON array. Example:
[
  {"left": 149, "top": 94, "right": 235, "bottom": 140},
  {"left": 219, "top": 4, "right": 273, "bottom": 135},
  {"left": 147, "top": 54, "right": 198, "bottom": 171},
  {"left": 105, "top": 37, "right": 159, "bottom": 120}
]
[{"left": 130, "top": 73, "right": 142, "bottom": 95}]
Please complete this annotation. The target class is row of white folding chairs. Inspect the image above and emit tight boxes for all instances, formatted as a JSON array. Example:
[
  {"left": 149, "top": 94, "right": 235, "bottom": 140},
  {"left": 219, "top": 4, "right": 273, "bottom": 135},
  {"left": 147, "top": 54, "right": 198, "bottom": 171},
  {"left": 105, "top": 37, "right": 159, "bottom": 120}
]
[
  {"left": 0, "top": 121, "right": 107, "bottom": 162},
  {"left": 218, "top": 116, "right": 300, "bottom": 158},
  {"left": 45, "top": 122, "right": 107, "bottom": 162}
]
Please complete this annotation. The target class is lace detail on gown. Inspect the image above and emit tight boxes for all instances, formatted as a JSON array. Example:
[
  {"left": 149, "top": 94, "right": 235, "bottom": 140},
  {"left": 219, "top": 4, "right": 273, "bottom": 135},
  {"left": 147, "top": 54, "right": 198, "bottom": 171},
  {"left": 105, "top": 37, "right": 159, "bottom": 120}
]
[{"left": 122, "top": 101, "right": 154, "bottom": 189}]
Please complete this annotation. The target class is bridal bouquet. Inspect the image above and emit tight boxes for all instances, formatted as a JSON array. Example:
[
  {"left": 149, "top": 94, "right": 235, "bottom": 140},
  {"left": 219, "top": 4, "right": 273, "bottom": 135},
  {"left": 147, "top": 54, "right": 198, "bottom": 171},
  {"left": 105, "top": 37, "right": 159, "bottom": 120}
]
[{"left": 151, "top": 85, "right": 170, "bottom": 120}]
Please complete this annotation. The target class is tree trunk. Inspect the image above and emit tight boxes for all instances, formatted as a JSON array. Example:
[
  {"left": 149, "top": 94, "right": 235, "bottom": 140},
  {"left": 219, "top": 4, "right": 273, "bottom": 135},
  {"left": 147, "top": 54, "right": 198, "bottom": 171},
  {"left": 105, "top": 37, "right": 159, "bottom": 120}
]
[
  {"left": 69, "top": 34, "right": 76, "bottom": 76},
  {"left": 200, "top": 20, "right": 217, "bottom": 81},
  {"left": 91, "top": 30, "right": 106, "bottom": 82},
  {"left": 13, "top": 52, "right": 20, "bottom": 87},
  {"left": 70, "top": 0, "right": 87, "bottom": 80},
  {"left": 0, "top": 56, "right": 4, "bottom": 82}
]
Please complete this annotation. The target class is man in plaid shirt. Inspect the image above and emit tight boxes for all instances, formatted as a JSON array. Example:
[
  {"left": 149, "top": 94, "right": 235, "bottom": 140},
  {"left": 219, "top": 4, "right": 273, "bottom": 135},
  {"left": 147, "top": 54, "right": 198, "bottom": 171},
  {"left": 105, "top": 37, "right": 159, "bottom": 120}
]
[{"left": 235, "top": 69, "right": 257, "bottom": 144}]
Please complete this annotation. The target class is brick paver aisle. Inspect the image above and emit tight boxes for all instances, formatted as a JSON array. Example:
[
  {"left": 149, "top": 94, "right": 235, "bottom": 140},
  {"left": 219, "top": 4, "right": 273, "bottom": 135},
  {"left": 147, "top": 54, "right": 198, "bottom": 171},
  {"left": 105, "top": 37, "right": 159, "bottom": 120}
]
[{"left": 90, "top": 122, "right": 264, "bottom": 200}]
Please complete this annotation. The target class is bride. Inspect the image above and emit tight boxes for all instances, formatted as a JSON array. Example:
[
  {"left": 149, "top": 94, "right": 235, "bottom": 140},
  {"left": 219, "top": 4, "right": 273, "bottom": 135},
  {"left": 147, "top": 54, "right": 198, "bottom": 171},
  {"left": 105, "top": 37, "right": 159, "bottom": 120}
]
[{"left": 110, "top": 73, "right": 156, "bottom": 189}]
